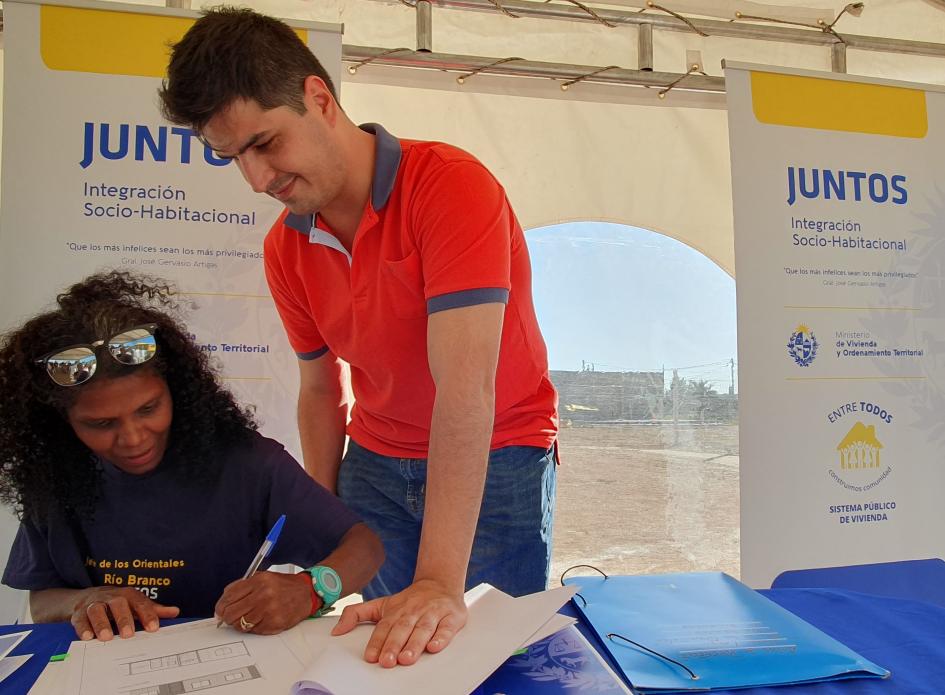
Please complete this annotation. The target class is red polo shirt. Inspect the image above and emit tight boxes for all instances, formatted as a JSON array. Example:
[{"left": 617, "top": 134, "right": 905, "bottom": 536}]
[{"left": 264, "top": 124, "right": 557, "bottom": 457}]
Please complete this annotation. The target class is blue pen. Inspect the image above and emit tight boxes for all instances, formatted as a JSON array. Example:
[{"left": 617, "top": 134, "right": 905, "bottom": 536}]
[{"left": 216, "top": 514, "right": 286, "bottom": 628}]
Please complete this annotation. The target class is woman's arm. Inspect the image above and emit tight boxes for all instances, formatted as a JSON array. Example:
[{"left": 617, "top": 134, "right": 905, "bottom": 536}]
[
  {"left": 213, "top": 522, "right": 384, "bottom": 634},
  {"left": 319, "top": 522, "right": 385, "bottom": 598}
]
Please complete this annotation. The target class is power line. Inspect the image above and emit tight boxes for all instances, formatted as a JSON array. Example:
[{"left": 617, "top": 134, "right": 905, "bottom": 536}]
[{"left": 574, "top": 358, "right": 737, "bottom": 373}]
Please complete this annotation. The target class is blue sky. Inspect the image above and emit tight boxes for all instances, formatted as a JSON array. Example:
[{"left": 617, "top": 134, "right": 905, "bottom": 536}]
[{"left": 525, "top": 221, "right": 738, "bottom": 393}]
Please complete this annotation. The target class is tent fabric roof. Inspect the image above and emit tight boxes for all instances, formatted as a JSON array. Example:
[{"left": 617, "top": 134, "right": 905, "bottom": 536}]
[{"left": 256, "top": 0, "right": 945, "bottom": 273}]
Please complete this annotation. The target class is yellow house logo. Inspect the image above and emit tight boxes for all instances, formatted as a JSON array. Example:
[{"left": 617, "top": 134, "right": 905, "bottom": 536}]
[
  {"left": 836, "top": 422, "right": 883, "bottom": 470},
  {"left": 826, "top": 402, "right": 893, "bottom": 495}
]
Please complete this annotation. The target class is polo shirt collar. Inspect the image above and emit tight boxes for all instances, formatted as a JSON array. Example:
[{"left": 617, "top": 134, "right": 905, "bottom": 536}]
[
  {"left": 284, "top": 123, "right": 401, "bottom": 236},
  {"left": 361, "top": 123, "right": 401, "bottom": 210}
]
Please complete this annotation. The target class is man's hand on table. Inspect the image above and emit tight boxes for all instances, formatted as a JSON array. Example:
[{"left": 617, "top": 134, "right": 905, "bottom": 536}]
[{"left": 331, "top": 578, "right": 467, "bottom": 667}]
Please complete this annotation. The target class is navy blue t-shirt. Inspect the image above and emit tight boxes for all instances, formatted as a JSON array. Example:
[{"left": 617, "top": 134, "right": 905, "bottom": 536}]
[{"left": 2, "top": 431, "right": 361, "bottom": 618}]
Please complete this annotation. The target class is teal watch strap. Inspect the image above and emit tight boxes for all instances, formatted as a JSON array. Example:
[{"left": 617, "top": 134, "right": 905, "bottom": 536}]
[{"left": 308, "top": 565, "right": 342, "bottom": 617}]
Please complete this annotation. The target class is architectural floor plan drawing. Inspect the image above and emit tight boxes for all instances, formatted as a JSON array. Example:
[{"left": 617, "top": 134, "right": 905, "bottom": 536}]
[
  {"left": 75, "top": 621, "right": 306, "bottom": 695},
  {"left": 64, "top": 585, "right": 577, "bottom": 695},
  {"left": 128, "top": 665, "right": 262, "bottom": 695},
  {"left": 126, "top": 641, "right": 250, "bottom": 676}
]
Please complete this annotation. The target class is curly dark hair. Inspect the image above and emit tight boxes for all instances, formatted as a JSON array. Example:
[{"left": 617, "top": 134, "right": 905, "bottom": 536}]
[
  {"left": 159, "top": 6, "right": 338, "bottom": 132},
  {"left": 0, "top": 271, "right": 257, "bottom": 521}
]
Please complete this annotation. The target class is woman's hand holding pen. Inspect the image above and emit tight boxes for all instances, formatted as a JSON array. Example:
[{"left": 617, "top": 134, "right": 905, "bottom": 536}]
[
  {"left": 214, "top": 571, "right": 314, "bottom": 635},
  {"left": 71, "top": 587, "right": 180, "bottom": 642}
]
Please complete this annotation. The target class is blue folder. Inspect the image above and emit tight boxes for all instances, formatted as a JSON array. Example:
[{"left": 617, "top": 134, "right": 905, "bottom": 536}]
[{"left": 562, "top": 572, "right": 889, "bottom": 692}]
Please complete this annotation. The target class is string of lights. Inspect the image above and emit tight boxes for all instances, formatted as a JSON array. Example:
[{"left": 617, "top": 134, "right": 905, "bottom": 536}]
[{"left": 345, "top": 1, "right": 943, "bottom": 99}]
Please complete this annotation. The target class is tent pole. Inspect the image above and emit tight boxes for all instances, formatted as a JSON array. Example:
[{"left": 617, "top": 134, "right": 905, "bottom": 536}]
[
  {"left": 379, "top": 0, "right": 945, "bottom": 59},
  {"left": 417, "top": 0, "right": 433, "bottom": 53},
  {"left": 831, "top": 43, "right": 847, "bottom": 73},
  {"left": 638, "top": 23, "right": 653, "bottom": 72},
  {"left": 343, "top": 45, "right": 726, "bottom": 93}
]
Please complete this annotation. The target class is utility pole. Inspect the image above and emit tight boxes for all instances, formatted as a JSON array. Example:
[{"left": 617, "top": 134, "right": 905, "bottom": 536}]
[
  {"left": 672, "top": 368, "right": 680, "bottom": 445},
  {"left": 730, "top": 357, "right": 735, "bottom": 395},
  {"left": 660, "top": 364, "right": 666, "bottom": 422}
]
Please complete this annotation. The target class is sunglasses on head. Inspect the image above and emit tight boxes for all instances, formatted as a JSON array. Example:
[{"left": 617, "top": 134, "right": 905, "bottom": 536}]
[{"left": 35, "top": 324, "right": 158, "bottom": 387}]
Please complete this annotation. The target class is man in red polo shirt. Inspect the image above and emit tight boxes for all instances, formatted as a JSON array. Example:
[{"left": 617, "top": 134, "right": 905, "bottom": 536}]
[{"left": 160, "top": 7, "right": 557, "bottom": 667}]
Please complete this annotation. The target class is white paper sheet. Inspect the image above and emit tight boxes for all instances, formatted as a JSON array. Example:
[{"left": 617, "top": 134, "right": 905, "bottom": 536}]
[
  {"left": 0, "top": 653, "right": 33, "bottom": 684},
  {"left": 40, "top": 583, "right": 576, "bottom": 695},
  {"left": 73, "top": 621, "right": 307, "bottom": 695},
  {"left": 519, "top": 613, "right": 576, "bottom": 649},
  {"left": 29, "top": 640, "right": 85, "bottom": 695},
  {"left": 0, "top": 630, "right": 30, "bottom": 659},
  {"left": 27, "top": 657, "right": 67, "bottom": 695},
  {"left": 291, "top": 583, "right": 577, "bottom": 695}
]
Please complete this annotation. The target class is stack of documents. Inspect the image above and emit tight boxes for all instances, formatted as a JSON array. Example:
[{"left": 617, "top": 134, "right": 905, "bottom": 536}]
[
  {"left": 29, "top": 583, "right": 577, "bottom": 695},
  {"left": 563, "top": 571, "right": 889, "bottom": 692}
]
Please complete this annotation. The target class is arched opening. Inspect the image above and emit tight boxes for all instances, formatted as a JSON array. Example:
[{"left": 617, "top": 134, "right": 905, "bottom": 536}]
[{"left": 526, "top": 221, "right": 740, "bottom": 579}]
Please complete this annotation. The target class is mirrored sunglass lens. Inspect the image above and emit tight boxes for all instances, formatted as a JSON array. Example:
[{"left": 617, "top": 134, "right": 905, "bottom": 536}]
[
  {"left": 45, "top": 348, "right": 97, "bottom": 386},
  {"left": 107, "top": 329, "right": 156, "bottom": 365}
]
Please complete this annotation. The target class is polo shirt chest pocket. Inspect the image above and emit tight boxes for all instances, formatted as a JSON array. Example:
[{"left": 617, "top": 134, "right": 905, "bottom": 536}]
[{"left": 382, "top": 249, "right": 428, "bottom": 320}]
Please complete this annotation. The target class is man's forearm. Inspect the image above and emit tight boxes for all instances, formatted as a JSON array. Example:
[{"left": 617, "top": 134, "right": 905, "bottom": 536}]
[
  {"left": 298, "top": 389, "right": 348, "bottom": 492},
  {"left": 414, "top": 386, "right": 494, "bottom": 593}
]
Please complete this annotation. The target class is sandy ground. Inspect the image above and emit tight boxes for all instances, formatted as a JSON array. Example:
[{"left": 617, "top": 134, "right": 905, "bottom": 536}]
[{"left": 550, "top": 423, "right": 740, "bottom": 584}]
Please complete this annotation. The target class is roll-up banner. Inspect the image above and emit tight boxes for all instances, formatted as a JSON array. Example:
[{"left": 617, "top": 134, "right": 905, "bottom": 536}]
[
  {"left": 726, "top": 62, "right": 945, "bottom": 587},
  {"left": 1, "top": 0, "right": 342, "bottom": 454},
  {"left": 0, "top": 0, "right": 342, "bottom": 618}
]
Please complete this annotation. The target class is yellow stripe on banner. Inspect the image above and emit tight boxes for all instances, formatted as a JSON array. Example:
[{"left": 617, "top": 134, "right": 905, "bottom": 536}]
[
  {"left": 751, "top": 72, "right": 928, "bottom": 139},
  {"left": 40, "top": 6, "right": 306, "bottom": 78}
]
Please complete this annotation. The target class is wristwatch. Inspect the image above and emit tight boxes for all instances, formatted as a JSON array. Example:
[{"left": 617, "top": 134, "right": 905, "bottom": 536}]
[{"left": 307, "top": 566, "right": 342, "bottom": 617}]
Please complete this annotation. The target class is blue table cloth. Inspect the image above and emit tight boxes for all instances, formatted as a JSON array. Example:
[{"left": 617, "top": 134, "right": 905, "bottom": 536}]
[{"left": 4, "top": 588, "right": 945, "bottom": 695}]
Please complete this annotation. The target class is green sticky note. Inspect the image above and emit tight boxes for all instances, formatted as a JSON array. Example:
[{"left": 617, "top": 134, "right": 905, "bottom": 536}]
[{"left": 49, "top": 653, "right": 69, "bottom": 662}]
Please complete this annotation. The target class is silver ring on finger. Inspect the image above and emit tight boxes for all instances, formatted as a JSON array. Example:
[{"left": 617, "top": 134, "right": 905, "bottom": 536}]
[
  {"left": 85, "top": 600, "right": 108, "bottom": 613},
  {"left": 239, "top": 615, "right": 255, "bottom": 631}
]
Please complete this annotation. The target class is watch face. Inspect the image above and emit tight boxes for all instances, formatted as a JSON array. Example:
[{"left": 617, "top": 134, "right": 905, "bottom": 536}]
[{"left": 321, "top": 570, "right": 341, "bottom": 593}]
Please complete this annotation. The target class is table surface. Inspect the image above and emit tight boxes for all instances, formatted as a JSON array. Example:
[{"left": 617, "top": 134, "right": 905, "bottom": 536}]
[{"left": 3, "top": 587, "right": 944, "bottom": 694}]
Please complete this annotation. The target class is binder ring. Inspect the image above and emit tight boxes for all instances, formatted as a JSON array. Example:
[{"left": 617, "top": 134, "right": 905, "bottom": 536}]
[
  {"left": 559, "top": 564, "right": 609, "bottom": 585},
  {"left": 607, "top": 632, "right": 699, "bottom": 681}
]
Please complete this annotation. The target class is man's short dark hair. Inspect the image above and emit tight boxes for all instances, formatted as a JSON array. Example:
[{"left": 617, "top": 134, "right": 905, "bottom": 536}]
[{"left": 159, "top": 6, "right": 338, "bottom": 132}]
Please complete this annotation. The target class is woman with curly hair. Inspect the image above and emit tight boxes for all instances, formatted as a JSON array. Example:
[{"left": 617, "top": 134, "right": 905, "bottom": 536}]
[{"left": 0, "top": 271, "right": 383, "bottom": 641}]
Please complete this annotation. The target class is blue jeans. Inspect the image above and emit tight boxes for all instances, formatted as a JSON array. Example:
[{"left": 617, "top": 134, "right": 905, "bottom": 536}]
[{"left": 337, "top": 439, "right": 557, "bottom": 600}]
